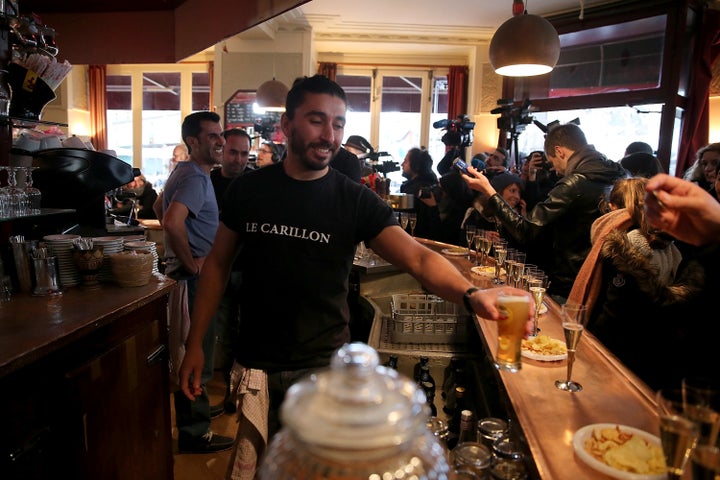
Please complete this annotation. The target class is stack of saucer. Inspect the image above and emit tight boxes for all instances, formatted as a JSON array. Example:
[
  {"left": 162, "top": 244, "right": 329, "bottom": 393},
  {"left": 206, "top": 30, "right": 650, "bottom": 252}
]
[
  {"left": 43, "top": 234, "right": 81, "bottom": 288},
  {"left": 91, "top": 236, "right": 124, "bottom": 282},
  {"left": 124, "top": 240, "right": 159, "bottom": 274}
]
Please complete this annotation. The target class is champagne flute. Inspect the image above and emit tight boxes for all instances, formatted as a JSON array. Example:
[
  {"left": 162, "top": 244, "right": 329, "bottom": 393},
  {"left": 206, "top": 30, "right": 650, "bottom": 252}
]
[
  {"left": 492, "top": 239, "right": 507, "bottom": 285},
  {"left": 528, "top": 278, "right": 545, "bottom": 336},
  {"left": 473, "top": 231, "right": 485, "bottom": 266},
  {"left": 408, "top": 213, "right": 417, "bottom": 236},
  {"left": 656, "top": 388, "right": 700, "bottom": 479},
  {"left": 481, "top": 235, "right": 493, "bottom": 267},
  {"left": 399, "top": 212, "right": 409, "bottom": 231},
  {"left": 464, "top": 225, "right": 477, "bottom": 259},
  {"left": 555, "top": 303, "right": 588, "bottom": 393}
]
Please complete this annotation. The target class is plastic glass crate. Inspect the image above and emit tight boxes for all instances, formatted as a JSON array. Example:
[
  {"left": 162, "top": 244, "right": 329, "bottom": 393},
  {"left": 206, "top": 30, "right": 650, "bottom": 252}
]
[{"left": 389, "top": 294, "right": 470, "bottom": 344}]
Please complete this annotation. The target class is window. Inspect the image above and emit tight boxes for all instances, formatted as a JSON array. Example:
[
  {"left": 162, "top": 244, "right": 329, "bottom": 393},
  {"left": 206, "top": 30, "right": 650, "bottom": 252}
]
[
  {"left": 106, "top": 64, "right": 210, "bottom": 191},
  {"left": 336, "top": 68, "right": 449, "bottom": 190}
]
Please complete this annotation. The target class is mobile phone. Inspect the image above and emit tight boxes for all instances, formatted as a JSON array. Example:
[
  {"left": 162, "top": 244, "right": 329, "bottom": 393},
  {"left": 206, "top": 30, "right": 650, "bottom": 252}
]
[{"left": 453, "top": 158, "right": 470, "bottom": 175}]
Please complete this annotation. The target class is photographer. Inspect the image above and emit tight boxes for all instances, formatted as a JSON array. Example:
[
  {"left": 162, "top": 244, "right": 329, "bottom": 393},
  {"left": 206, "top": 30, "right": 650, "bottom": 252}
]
[
  {"left": 520, "top": 150, "right": 560, "bottom": 210},
  {"left": 400, "top": 148, "right": 442, "bottom": 240},
  {"left": 484, "top": 147, "right": 509, "bottom": 180}
]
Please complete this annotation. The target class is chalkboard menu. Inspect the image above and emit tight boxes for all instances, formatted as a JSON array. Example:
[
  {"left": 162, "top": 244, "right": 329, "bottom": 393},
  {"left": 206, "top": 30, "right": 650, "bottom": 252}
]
[{"left": 224, "top": 89, "right": 282, "bottom": 130}]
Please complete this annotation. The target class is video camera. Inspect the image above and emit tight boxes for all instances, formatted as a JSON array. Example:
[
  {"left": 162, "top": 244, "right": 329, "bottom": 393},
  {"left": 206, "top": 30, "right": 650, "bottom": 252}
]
[
  {"left": 491, "top": 98, "right": 535, "bottom": 135},
  {"left": 433, "top": 114, "right": 476, "bottom": 149},
  {"left": 365, "top": 151, "right": 399, "bottom": 175},
  {"left": 253, "top": 116, "right": 277, "bottom": 140}
]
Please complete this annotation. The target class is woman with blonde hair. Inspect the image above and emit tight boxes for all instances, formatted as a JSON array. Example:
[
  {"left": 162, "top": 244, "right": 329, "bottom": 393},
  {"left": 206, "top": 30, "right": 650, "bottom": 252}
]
[
  {"left": 570, "top": 177, "right": 703, "bottom": 389},
  {"left": 683, "top": 142, "right": 720, "bottom": 193}
]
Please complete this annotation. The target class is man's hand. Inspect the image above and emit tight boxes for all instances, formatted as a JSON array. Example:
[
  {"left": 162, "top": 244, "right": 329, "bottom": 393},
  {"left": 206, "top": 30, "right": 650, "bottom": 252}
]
[
  {"left": 178, "top": 342, "right": 205, "bottom": 400},
  {"left": 462, "top": 166, "right": 496, "bottom": 196},
  {"left": 645, "top": 173, "right": 720, "bottom": 246}
]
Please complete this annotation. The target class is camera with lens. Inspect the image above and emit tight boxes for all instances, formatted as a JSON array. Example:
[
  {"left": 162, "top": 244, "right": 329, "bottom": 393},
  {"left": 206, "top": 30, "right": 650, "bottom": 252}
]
[
  {"left": 253, "top": 116, "right": 277, "bottom": 140},
  {"left": 417, "top": 184, "right": 442, "bottom": 199},
  {"left": 433, "top": 114, "right": 476, "bottom": 149}
]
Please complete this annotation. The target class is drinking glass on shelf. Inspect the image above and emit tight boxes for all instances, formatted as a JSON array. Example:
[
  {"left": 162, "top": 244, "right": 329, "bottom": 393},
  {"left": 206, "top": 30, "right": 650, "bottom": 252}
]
[
  {"left": 656, "top": 388, "right": 701, "bottom": 479},
  {"left": 23, "top": 166, "right": 41, "bottom": 215},
  {"left": 554, "top": 303, "right": 588, "bottom": 393},
  {"left": 408, "top": 213, "right": 417, "bottom": 237}
]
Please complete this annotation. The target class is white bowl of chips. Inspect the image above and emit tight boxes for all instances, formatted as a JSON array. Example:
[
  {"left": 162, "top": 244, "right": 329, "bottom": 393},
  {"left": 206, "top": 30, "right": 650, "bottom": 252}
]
[
  {"left": 521, "top": 334, "right": 567, "bottom": 361},
  {"left": 573, "top": 424, "right": 666, "bottom": 480}
]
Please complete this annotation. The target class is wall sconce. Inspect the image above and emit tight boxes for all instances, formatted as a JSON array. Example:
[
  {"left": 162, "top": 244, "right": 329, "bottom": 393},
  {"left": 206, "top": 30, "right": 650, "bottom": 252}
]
[
  {"left": 489, "top": 1, "right": 561, "bottom": 77},
  {"left": 256, "top": 78, "right": 288, "bottom": 112}
]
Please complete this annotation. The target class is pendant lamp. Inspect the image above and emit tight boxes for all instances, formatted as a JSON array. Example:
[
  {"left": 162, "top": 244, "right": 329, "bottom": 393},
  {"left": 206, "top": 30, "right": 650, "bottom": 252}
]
[
  {"left": 255, "top": 78, "right": 288, "bottom": 112},
  {"left": 489, "top": 1, "right": 561, "bottom": 77}
]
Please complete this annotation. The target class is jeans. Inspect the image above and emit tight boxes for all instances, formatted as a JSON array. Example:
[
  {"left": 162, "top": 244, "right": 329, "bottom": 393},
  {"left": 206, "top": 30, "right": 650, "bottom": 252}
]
[
  {"left": 267, "top": 368, "right": 316, "bottom": 439},
  {"left": 171, "top": 272, "right": 217, "bottom": 440}
]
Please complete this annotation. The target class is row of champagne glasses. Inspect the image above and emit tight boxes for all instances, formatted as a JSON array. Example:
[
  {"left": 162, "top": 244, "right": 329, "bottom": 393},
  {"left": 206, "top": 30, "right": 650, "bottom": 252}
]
[
  {"left": 0, "top": 166, "right": 41, "bottom": 218},
  {"left": 398, "top": 212, "right": 417, "bottom": 236}
]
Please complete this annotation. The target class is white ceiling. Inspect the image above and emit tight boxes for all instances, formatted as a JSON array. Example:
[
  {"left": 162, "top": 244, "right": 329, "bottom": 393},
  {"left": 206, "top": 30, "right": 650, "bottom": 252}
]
[{"left": 238, "top": 0, "right": 613, "bottom": 56}]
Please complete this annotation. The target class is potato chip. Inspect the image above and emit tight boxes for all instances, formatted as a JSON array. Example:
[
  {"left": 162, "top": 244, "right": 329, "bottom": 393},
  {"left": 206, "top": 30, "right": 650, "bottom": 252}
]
[{"left": 521, "top": 334, "right": 567, "bottom": 356}]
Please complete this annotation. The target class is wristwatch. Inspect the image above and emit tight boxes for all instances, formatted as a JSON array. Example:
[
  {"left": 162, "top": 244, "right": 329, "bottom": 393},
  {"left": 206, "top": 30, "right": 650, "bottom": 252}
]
[{"left": 463, "top": 287, "right": 481, "bottom": 314}]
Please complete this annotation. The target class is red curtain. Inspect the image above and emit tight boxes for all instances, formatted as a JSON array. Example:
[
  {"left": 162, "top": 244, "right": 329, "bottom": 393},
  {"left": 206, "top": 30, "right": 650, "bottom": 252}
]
[
  {"left": 88, "top": 65, "right": 108, "bottom": 152},
  {"left": 447, "top": 65, "right": 469, "bottom": 120},
  {"left": 676, "top": 9, "right": 720, "bottom": 177},
  {"left": 318, "top": 62, "right": 337, "bottom": 81}
]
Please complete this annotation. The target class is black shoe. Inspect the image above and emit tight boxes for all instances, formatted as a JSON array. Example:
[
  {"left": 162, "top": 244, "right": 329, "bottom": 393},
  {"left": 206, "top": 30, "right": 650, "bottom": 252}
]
[
  {"left": 178, "top": 431, "right": 234, "bottom": 454},
  {"left": 210, "top": 402, "right": 225, "bottom": 418}
]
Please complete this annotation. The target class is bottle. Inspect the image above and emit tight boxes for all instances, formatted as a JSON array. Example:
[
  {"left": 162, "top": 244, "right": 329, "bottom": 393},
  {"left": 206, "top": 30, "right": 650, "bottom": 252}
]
[
  {"left": 413, "top": 356, "right": 430, "bottom": 383},
  {"left": 418, "top": 364, "right": 436, "bottom": 392},
  {"left": 421, "top": 381, "right": 438, "bottom": 417},
  {"left": 384, "top": 354, "right": 399, "bottom": 370},
  {"left": 457, "top": 409, "right": 476, "bottom": 445},
  {"left": 441, "top": 357, "right": 461, "bottom": 399},
  {"left": 447, "top": 386, "right": 467, "bottom": 450},
  {"left": 443, "top": 365, "right": 466, "bottom": 415}
]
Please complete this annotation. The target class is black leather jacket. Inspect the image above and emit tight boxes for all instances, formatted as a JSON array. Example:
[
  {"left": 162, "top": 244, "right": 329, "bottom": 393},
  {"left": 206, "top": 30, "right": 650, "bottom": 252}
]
[{"left": 485, "top": 145, "right": 627, "bottom": 298}]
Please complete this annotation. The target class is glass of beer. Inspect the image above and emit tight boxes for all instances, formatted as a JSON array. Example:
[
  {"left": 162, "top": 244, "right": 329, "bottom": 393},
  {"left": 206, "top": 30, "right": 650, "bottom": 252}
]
[{"left": 494, "top": 293, "right": 530, "bottom": 372}]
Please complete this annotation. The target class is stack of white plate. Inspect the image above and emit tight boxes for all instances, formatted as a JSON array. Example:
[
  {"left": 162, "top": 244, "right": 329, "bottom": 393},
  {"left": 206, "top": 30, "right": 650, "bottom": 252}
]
[
  {"left": 124, "top": 240, "right": 159, "bottom": 274},
  {"left": 92, "top": 236, "right": 125, "bottom": 282},
  {"left": 43, "top": 234, "right": 81, "bottom": 288}
]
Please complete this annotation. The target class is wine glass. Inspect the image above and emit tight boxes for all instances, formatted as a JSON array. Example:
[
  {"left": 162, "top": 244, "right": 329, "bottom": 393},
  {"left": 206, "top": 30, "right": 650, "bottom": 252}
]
[
  {"left": 408, "top": 213, "right": 417, "bottom": 236},
  {"left": 23, "top": 166, "right": 41, "bottom": 215},
  {"left": 481, "top": 234, "right": 493, "bottom": 267},
  {"left": 473, "top": 231, "right": 485, "bottom": 266},
  {"left": 399, "top": 212, "right": 409, "bottom": 232},
  {"left": 555, "top": 303, "right": 588, "bottom": 393},
  {"left": 528, "top": 277, "right": 545, "bottom": 336},
  {"left": 656, "top": 388, "right": 700, "bottom": 479},
  {"left": 492, "top": 239, "right": 507, "bottom": 285},
  {"left": 464, "top": 225, "right": 477, "bottom": 259}
]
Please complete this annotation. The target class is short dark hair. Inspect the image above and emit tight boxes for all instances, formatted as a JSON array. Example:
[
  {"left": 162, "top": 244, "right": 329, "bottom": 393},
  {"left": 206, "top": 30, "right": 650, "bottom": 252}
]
[
  {"left": 544, "top": 123, "right": 588, "bottom": 154},
  {"left": 182, "top": 111, "right": 221, "bottom": 152},
  {"left": 285, "top": 75, "right": 347, "bottom": 120},
  {"left": 223, "top": 128, "right": 252, "bottom": 143}
]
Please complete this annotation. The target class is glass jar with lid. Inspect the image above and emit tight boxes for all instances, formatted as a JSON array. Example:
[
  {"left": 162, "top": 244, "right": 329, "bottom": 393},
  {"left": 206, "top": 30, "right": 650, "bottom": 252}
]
[
  {"left": 452, "top": 442, "right": 492, "bottom": 478},
  {"left": 490, "top": 436, "right": 527, "bottom": 480},
  {"left": 477, "top": 417, "right": 509, "bottom": 450},
  {"left": 257, "top": 343, "right": 450, "bottom": 479}
]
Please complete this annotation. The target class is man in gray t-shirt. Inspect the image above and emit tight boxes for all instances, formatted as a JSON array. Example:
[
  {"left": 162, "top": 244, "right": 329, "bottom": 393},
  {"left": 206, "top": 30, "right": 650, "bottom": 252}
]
[{"left": 160, "top": 111, "right": 233, "bottom": 453}]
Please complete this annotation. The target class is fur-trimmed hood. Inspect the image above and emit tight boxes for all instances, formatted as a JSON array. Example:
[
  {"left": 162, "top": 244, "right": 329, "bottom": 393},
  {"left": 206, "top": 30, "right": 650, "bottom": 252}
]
[{"left": 601, "top": 229, "right": 704, "bottom": 305}]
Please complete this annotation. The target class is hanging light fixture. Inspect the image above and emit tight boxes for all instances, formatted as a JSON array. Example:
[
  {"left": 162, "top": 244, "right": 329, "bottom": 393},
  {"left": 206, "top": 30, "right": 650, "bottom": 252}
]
[
  {"left": 255, "top": 78, "right": 289, "bottom": 112},
  {"left": 489, "top": 0, "right": 561, "bottom": 77}
]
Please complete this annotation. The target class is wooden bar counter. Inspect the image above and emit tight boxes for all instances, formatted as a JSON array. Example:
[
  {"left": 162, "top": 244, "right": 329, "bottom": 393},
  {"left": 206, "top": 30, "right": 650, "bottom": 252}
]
[
  {"left": 0, "top": 275, "right": 176, "bottom": 480},
  {"left": 368, "top": 238, "right": 664, "bottom": 479}
]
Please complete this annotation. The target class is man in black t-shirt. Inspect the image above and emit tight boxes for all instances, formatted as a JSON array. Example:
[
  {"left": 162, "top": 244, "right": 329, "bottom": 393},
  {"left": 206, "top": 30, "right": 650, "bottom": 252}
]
[{"left": 179, "top": 76, "right": 532, "bottom": 456}]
